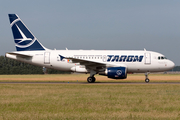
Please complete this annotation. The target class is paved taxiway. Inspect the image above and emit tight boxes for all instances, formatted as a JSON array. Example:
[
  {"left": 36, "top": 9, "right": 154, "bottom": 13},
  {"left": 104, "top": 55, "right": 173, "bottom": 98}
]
[{"left": 1, "top": 82, "right": 180, "bottom": 85}]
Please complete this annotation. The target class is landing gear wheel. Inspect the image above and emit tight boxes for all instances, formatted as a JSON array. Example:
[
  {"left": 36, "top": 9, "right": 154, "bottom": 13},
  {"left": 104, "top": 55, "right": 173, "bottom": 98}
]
[
  {"left": 87, "top": 77, "right": 96, "bottom": 83},
  {"left": 145, "top": 72, "right": 150, "bottom": 83},
  {"left": 145, "top": 78, "right": 150, "bottom": 83}
]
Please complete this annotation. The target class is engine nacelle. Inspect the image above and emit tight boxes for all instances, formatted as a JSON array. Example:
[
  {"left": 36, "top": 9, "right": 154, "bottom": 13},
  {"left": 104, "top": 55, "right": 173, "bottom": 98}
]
[{"left": 99, "top": 67, "right": 127, "bottom": 79}]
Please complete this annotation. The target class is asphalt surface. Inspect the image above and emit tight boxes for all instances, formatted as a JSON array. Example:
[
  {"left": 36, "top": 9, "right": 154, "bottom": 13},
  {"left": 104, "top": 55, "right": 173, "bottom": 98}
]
[{"left": 0, "top": 82, "right": 180, "bottom": 85}]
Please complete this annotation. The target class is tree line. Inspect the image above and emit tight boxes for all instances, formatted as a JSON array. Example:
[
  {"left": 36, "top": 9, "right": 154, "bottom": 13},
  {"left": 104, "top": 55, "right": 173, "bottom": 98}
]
[
  {"left": 172, "top": 66, "right": 180, "bottom": 72},
  {"left": 0, "top": 56, "right": 70, "bottom": 74}
]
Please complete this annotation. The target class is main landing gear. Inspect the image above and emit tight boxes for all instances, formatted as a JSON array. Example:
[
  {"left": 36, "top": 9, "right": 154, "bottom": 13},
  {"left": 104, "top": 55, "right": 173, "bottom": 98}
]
[
  {"left": 145, "top": 72, "right": 150, "bottom": 83},
  {"left": 87, "top": 71, "right": 97, "bottom": 83},
  {"left": 87, "top": 76, "right": 96, "bottom": 83}
]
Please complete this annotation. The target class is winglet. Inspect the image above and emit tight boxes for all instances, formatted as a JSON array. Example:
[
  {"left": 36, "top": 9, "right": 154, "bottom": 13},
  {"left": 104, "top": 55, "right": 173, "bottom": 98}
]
[{"left": 59, "top": 55, "right": 65, "bottom": 61}]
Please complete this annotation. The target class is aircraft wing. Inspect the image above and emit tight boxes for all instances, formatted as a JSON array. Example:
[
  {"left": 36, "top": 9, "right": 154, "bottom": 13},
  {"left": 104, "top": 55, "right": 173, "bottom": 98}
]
[
  {"left": 67, "top": 57, "right": 105, "bottom": 66},
  {"left": 66, "top": 57, "right": 124, "bottom": 72}
]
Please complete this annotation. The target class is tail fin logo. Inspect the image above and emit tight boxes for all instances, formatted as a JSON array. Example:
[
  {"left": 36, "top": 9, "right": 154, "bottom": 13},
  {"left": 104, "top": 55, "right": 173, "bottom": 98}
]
[
  {"left": 10, "top": 16, "right": 36, "bottom": 48},
  {"left": 9, "top": 14, "right": 45, "bottom": 51},
  {"left": 14, "top": 24, "right": 34, "bottom": 47}
]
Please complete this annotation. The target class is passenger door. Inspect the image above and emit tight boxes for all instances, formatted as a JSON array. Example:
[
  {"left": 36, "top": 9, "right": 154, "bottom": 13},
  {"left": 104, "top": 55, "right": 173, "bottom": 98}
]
[{"left": 144, "top": 53, "right": 151, "bottom": 64}]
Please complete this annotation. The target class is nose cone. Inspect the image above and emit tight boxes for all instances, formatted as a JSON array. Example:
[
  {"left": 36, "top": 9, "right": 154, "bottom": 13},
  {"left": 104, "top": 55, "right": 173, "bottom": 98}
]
[{"left": 168, "top": 60, "right": 175, "bottom": 70}]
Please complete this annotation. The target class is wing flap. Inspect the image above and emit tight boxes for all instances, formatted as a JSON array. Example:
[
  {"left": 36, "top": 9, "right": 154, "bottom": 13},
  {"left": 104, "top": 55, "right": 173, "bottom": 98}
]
[{"left": 67, "top": 57, "right": 106, "bottom": 67}]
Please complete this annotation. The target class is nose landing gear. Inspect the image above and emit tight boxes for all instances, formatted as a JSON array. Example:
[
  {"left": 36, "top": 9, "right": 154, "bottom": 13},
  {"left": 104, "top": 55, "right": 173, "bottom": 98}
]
[{"left": 145, "top": 72, "right": 150, "bottom": 83}]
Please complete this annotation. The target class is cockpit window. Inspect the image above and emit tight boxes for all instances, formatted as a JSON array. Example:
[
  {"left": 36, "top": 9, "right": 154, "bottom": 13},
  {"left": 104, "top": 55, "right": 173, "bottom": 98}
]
[{"left": 158, "top": 56, "right": 167, "bottom": 60}]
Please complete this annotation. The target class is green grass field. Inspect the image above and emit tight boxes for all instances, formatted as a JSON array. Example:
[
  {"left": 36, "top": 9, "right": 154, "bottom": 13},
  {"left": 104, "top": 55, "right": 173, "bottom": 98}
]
[{"left": 0, "top": 74, "right": 180, "bottom": 119}]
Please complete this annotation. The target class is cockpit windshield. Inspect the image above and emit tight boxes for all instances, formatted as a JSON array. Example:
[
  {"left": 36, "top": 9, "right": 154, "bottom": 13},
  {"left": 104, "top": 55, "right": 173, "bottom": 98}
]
[{"left": 158, "top": 56, "right": 167, "bottom": 60}]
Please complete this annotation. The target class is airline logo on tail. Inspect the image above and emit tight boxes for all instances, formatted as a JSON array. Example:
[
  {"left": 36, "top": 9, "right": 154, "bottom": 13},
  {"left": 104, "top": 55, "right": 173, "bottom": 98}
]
[{"left": 8, "top": 14, "right": 45, "bottom": 51}]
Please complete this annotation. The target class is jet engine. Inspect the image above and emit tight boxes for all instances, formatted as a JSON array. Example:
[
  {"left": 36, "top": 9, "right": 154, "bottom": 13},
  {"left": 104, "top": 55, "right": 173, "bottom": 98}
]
[{"left": 99, "top": 67, "right": 127, "bottom": 79}]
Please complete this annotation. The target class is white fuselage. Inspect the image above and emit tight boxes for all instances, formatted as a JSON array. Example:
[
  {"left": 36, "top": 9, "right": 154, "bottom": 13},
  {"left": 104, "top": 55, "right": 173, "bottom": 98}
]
[{"left": 5, "top": 50, "right": 175, "bottom": 74}]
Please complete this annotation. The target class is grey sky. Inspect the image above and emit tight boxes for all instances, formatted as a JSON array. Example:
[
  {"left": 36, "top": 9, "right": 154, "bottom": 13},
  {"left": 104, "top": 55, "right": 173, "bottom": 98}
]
[{"left": 0, "top": 0, "right": 180, "bottom": 65}]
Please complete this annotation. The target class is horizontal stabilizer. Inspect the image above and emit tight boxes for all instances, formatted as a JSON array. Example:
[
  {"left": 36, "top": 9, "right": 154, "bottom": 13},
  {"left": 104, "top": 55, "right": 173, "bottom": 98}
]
[{"left": 5, "top": 52, "right": 33, "bottom": 58}]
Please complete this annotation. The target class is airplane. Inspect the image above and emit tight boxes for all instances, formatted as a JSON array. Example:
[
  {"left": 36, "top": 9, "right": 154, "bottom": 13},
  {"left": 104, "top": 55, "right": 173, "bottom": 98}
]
[{"left": 5, "top": 14, "right": 175, "bottom": 83}]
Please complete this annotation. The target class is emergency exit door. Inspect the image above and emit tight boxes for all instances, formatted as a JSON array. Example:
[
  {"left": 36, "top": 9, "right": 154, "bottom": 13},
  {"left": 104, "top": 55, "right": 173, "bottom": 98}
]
[{"left": 44, "top": 52, "right": 50, "bottom": 64}]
